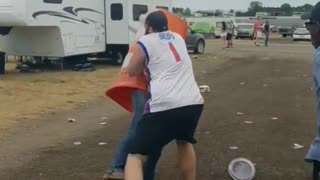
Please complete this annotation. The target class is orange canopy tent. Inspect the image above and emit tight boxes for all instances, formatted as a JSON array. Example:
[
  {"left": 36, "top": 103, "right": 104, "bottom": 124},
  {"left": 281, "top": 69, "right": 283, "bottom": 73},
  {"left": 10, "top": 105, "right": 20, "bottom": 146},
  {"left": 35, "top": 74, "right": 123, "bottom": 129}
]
[{"left": 106, "top": 9, "right": 188, "bottom": 112}]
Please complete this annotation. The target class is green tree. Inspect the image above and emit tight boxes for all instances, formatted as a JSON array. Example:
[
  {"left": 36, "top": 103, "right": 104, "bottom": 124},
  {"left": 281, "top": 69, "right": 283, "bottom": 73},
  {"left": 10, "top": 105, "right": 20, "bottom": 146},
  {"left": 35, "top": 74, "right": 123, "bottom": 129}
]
[
  {"left": 249, "top": 1, "right": 263, "bottom": 11},
  {"left": 302, "top": 4, "right": 314, "bottom": 11},
  {"left": 184, "top": 8, "right": 192, "bottom": 16},
  {"left": 229, "top": 9, "right": 235, "bottom": 13},
  {"left": 235, "top": 2, "right": 313, "bottom": 17},
  {"left": 280, "top": 3, "right": 292, "bottom": 16},
  {"left": 173, "top": 7, "right": 184, "bottom": 15},
  {"left": 248, "top": 1, "right": 263, "bottom": 16},
  {"left": 214, "top": 9, "right": 223, "bottom": 16}
]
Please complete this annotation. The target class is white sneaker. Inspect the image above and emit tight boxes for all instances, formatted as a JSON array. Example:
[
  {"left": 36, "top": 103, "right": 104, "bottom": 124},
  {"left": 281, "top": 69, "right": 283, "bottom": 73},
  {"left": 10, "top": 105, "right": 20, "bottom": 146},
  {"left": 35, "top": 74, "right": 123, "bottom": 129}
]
[{"left": 102, "top": 170, "right": 124, "bottom": 180}]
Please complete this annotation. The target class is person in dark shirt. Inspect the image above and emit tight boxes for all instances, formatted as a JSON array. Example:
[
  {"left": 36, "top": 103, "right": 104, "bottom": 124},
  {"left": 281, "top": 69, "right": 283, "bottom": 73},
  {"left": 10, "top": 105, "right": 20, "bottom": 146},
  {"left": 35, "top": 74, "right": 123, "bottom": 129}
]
[{"left": 264, "top": 21, "right": 270, "bottom": 47}]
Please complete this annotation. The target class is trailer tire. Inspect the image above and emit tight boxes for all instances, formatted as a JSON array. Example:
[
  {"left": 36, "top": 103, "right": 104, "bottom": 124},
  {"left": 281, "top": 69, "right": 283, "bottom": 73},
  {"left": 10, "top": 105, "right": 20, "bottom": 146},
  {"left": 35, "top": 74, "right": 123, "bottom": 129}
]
[
  {"left": 113, "top": 51, "right": 125, "bottom": 65},
  {"left": 0, "top": 52, "right": 5, "bottom": 75}
]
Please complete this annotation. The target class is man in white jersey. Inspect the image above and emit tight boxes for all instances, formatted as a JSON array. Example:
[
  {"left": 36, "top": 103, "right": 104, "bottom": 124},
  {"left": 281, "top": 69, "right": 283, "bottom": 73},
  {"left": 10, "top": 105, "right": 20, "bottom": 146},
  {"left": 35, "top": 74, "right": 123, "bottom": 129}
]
[{"left": 124, "top": 11, "right": 204, "bottom": 180}]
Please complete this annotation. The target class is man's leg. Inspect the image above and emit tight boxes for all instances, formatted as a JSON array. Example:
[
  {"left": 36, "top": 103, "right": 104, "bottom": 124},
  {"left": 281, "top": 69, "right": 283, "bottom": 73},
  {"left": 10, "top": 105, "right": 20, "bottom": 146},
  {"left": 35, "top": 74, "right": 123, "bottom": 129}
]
[
  {"left": 265, "top": 33, "right": 269, "bottom": 47},
  {"left": 107, "top": 90, "right": 146, "bottom": 177},
  {"left": 175, "top": 105, "right": 203, "bottom": 180},
  {"left": 253, "top": 31, "right": 258, "bottom": 45},
  {"left": 230, "top": 36, "right": 233, "bottom": 48},
  {"left": 314, "top": 161, "right": 320, "bottom": 180},
  {"left": 176, "top": 141, "right": 196, "bottom": 180},
  {"left": 125, "top": 107, "right": 177, "bottom": 180},
  {"left": 125, "top": 154, "right": 145, "bottom": 180},
  {"left": 143, "top": 151, "right": 161, "bottom": 180}
]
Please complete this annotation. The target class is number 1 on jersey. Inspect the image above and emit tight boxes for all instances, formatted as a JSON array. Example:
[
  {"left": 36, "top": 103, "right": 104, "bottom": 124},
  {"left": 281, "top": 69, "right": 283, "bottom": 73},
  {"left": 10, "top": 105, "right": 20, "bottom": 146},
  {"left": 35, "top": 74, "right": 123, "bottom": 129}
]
[{"left": 168, "top": 42, "right": 181, "bottom": 62}]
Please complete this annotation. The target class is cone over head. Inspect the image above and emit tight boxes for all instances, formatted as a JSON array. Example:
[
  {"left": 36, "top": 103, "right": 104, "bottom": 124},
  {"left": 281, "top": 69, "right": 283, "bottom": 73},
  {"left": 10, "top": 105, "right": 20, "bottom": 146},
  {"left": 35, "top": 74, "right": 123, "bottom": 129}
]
[{"left": 106, "top": 9, "right": 188, "bottom": 112}]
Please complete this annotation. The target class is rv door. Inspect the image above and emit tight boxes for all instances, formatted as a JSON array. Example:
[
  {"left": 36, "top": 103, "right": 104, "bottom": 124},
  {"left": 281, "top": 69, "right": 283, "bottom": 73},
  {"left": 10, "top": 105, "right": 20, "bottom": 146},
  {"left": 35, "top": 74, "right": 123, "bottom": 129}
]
[{"left": 106, "top": 0, "right": 128, "bottom": 45}]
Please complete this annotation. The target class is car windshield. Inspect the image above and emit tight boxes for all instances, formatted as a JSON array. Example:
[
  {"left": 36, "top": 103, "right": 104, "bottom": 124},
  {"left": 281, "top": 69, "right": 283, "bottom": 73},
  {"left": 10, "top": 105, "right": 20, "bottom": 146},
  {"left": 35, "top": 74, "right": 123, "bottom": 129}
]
[{"left": 238, "top": 25, "right": 253, "bottom": 29}]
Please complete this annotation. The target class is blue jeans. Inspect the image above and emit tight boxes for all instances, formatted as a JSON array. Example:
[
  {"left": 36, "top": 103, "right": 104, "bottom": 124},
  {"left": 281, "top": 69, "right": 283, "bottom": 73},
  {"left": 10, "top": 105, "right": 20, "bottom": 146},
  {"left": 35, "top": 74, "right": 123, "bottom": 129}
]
[{"left": 108, "top": 90, "right": 161, "bottom": 180}]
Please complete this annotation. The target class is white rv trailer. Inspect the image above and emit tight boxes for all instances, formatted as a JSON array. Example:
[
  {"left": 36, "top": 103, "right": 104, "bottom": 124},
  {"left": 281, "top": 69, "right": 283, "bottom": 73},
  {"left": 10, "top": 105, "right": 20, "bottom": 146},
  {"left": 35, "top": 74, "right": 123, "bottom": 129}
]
[{"left": 0, "top": 0, "right": 172, "bottom": 73}]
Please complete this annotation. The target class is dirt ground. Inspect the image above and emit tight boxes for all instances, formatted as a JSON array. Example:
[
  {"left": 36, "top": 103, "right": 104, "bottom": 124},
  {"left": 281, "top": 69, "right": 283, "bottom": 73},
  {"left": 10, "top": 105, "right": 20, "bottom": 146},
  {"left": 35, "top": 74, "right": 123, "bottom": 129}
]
[
  {"left": 0, "top": 61, "right": 120, "bottom": 131},
  {"left": 0, "top": 39, "right": 317, "bottom": 180}
]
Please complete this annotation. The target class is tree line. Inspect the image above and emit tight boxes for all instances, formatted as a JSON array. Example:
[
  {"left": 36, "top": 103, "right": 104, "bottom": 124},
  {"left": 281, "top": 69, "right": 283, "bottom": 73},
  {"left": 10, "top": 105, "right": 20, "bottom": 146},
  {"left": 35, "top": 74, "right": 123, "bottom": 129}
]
[
  {"left": 236, "top": 1, "right": 313, "bottom": 18},
  {"left": 173, "top": 1, "right": 314, "bottom": 18}
]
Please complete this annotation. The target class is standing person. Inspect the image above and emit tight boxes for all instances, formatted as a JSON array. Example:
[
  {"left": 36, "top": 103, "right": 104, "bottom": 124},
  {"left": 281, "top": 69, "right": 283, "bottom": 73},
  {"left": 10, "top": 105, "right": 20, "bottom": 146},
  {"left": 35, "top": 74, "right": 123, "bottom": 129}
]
[
  {"left": 124, "top": 11, "right": 204, "bottom": 180},
  {"left": 263, "top": 21, "right": 270, "bottom": 47},
  {"left": 226, "top": 22, "right": 234, "bottom": 48},
  {"left": 221, "top": 21, "right": 228, "bottom": 48},
  {"left": 305, "top": 2, "right": 320, "bottom": 179},
  {"left": 253, "top": 16, "right": 262, "bottom": 46}
]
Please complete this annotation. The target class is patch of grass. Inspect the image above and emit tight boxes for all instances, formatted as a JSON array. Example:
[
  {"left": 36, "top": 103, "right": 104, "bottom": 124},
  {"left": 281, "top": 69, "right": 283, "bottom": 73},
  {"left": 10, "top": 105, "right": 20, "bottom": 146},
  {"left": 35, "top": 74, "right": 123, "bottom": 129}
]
[{"left": 0, "top": 62, "right": 120, "bottom": 130}]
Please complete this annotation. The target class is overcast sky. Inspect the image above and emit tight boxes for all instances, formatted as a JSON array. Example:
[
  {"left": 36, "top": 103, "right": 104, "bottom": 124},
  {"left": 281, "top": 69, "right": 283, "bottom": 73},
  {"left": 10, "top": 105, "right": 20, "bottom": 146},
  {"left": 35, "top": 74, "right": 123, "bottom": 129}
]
[{"left": 172, "top": 0, "right": 320, "bottom": 11}]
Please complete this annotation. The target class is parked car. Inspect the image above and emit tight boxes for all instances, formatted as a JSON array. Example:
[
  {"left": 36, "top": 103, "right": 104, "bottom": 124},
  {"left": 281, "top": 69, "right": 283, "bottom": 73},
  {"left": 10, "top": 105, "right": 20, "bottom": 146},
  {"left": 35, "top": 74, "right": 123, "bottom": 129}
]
[
  {"left": 191, "top": 22, "right": 215, "bottom": 39},
  {"left": 236, "top": 23, "right": 254, "bottom": 39},
  {"left": 293, "top": 27, "right": 311, "bottom": 41},
  {"left": 278, "top": 26, "right": 294, "bottom": 38},
  {"left": 279, "top": 25, "right": 300, "bottom": 38},
  {"left": 186, "top": 28, "right": 206, "bottom": 54},
  {"left": 271, "top": 26, "right": 279, "bottom": 33}
]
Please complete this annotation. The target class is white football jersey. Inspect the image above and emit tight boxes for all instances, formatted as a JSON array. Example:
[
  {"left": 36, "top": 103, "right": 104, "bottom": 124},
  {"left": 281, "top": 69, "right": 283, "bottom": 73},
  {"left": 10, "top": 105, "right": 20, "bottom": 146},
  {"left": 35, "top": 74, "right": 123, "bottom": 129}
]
[{"left": 138, "top": 31, "right": 204, "bottom": 113}]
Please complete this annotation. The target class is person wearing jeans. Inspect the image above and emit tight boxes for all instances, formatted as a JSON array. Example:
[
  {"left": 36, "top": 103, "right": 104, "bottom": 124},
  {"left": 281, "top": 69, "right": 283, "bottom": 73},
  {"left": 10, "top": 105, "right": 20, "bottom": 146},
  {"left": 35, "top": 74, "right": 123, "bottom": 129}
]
[
  {"left": 264, "top": 21, "right": 270, "bottom": 47},
  {"left": 104, "top": 90, "right": 161, "bottom": 180}
]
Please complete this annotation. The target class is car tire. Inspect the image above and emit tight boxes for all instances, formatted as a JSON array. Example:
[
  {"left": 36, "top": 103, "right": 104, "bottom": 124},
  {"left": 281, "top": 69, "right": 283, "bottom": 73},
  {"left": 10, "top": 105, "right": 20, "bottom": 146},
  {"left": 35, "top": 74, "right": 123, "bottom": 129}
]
[{"left": 194, "top": 40, "right": 205, "bottom": 54}]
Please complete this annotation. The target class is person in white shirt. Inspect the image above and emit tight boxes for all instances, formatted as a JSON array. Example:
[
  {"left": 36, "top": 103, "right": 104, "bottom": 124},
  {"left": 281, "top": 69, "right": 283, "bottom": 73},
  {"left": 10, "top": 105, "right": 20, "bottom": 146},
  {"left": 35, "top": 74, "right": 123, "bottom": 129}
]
[{"left": 124, "top": 11, "right": 204, "bottom": 180}]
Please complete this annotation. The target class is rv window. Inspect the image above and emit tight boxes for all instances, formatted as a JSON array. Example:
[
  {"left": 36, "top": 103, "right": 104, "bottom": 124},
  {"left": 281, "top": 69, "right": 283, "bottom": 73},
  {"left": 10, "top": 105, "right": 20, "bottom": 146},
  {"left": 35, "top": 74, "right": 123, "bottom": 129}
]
[
  {"left": 43, "top": 0, "right": 62, "bottom": 4},
  {"left": 156, "top": 6, "right": 169, "bottom": 10},
  {"left": 133, "top": 4, "right": 148, "bottom": 21},
  {"left": 111, "top": 4, "right": 123, "bottom": 20}
]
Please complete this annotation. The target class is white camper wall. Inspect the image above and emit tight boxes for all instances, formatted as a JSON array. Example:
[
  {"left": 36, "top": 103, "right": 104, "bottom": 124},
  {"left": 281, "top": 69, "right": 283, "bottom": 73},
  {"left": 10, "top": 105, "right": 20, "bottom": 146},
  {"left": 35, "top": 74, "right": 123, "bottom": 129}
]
[
  {"left": 5, "top": 0, "right": 105, "bottom": 57},
  {"left": 105, "top": 0, "right": 129, "bottom": 45},
  {"left": 153, "top": 0, "right": 172, "bottom": 11},
  {"left": 0, "top": 0, "right": 27, "bottom": 26},
  {"left": 127, "top": 0, "right": 173, "bottom": 43}
]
